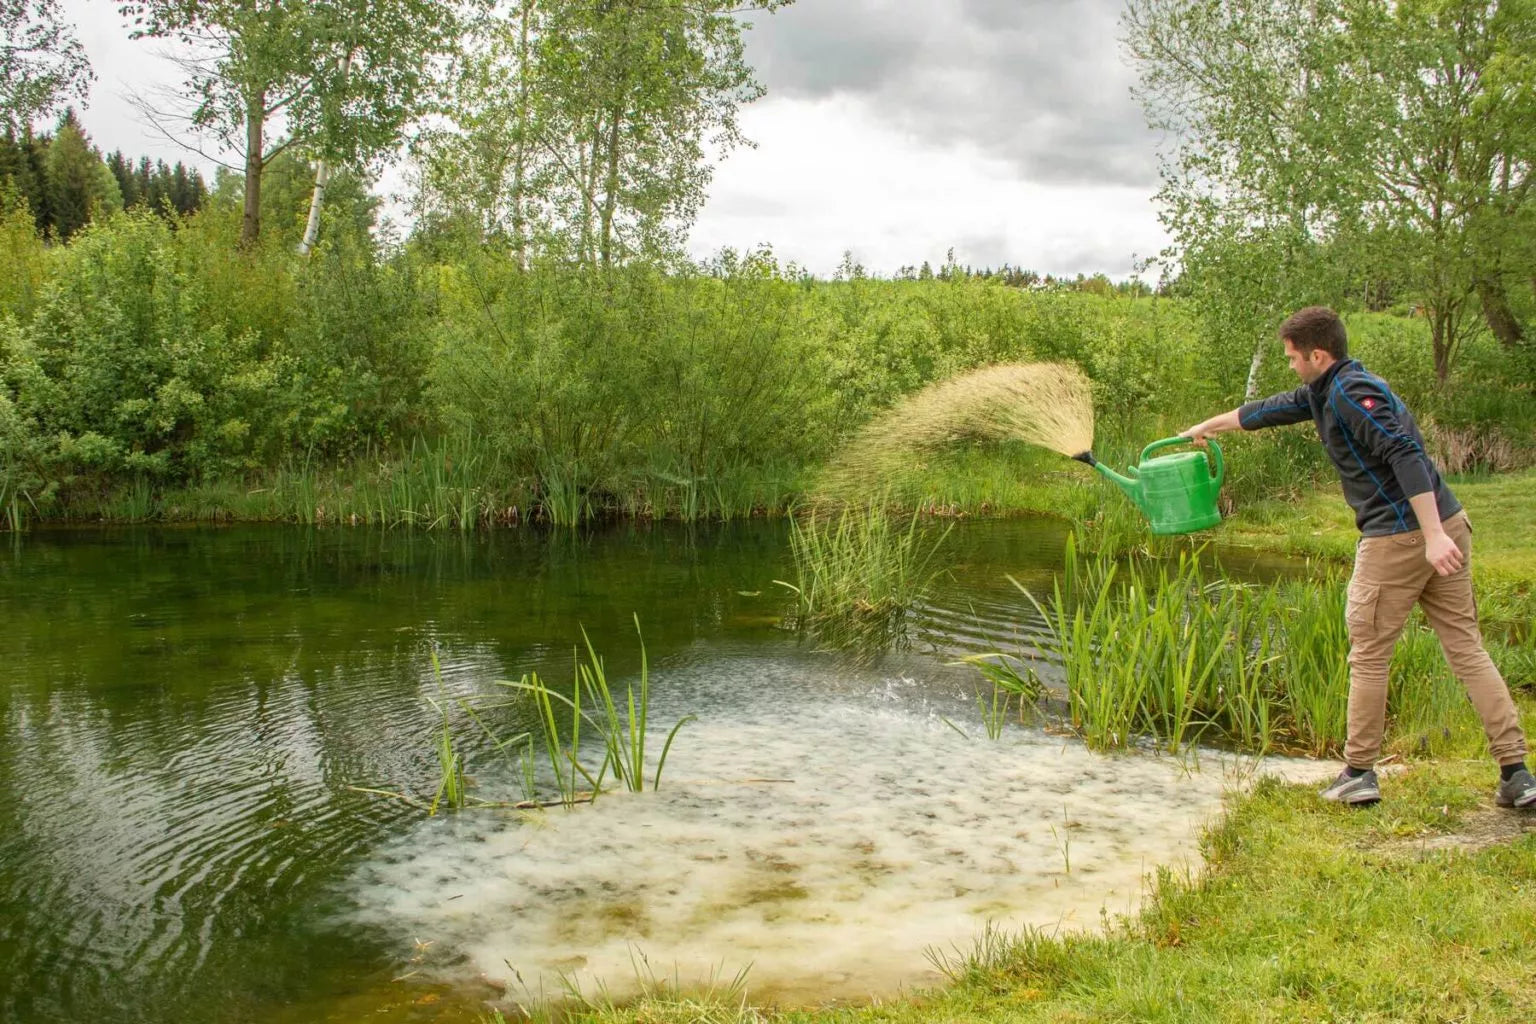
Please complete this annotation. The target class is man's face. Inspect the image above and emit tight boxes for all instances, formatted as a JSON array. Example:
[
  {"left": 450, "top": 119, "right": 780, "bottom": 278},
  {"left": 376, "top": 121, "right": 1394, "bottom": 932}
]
[{"left": 1283, "top": 338, "right": 1330, "bottom": 383}]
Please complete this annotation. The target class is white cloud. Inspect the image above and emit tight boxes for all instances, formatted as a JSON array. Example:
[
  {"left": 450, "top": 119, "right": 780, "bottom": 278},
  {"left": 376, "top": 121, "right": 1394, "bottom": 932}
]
[{"left": 689, "top": 95, "right": 1166, "bottom": 278}]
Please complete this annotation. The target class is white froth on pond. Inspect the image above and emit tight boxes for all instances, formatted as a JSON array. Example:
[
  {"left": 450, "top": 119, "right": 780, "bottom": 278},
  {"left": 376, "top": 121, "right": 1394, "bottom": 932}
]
[{"left": 347, "top": 653, "right": 1331, "bottom": 1007}]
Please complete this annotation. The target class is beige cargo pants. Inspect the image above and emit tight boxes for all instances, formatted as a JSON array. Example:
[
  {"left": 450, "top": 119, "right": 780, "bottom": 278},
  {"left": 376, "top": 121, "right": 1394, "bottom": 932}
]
[{"left": 1344, "top": 511, "right": 1527, "bottom": 768}]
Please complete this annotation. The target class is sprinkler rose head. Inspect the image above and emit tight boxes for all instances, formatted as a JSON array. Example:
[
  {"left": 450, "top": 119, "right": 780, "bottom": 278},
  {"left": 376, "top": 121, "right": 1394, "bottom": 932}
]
[{"left": 1070, "top": 451, "right": 1097, "bottom": 466}]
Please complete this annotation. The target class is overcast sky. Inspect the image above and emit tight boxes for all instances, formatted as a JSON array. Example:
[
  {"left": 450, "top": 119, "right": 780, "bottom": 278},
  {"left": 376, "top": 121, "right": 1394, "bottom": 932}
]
[{"left": 59, "top": 0, "right": 1168, "bottom": 279}]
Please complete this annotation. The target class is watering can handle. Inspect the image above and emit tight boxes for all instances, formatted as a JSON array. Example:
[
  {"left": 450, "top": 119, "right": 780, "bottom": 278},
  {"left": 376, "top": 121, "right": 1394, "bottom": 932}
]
[{"left": 1139, "top": 436, "right": 1225, "bottom": 486}]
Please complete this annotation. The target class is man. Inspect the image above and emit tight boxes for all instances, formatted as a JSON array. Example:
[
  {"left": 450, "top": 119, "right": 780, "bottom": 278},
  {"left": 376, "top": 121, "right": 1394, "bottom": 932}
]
[{"left": 1180, "top": 306, "right": 1534, "bottom": 809}]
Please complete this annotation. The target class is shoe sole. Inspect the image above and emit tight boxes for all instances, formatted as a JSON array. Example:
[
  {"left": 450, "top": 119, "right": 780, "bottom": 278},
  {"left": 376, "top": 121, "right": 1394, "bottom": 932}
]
[
  {"left": 1495, "top": 794, "right": 1536, "bottom": 809},
  {"left": 1322, "top": 791, "right": 1380, "bottom": 806}
]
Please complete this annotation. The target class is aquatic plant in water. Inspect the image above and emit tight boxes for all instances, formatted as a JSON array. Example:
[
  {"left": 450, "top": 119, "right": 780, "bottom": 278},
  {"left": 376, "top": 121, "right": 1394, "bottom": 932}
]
[
  {"left": 425, "top": 651, "right": 468, "bottom": 813},
  {"left": 500, "top": 617, "right": 697, "bottom": 800},
  {"left": 352, "top": 622, "right": 693, "bottom": 814},
  {"left": 778, "top": 501, "right": 952, "bottom": 652}
]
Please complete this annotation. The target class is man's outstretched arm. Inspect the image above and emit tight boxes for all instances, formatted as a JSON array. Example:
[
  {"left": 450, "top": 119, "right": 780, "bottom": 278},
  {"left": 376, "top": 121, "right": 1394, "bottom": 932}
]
[
  {"left": 1183, "top": 386, "right": 1313, "bottom": 444},
  {"left": 1179, "top": 408, "right": 1243, "bottom": 446}
]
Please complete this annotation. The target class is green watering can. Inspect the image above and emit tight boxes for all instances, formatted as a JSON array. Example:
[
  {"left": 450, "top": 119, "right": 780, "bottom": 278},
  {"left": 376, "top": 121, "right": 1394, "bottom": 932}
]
[{"left": 1071, "top": 437, "right": 1225, "bottom": 535}]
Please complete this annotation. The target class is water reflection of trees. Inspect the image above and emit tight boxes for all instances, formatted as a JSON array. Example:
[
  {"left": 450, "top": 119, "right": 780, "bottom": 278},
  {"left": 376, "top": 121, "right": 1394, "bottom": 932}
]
[{"left": 0, "top": 521, "right": 797, "bottom": 1020}]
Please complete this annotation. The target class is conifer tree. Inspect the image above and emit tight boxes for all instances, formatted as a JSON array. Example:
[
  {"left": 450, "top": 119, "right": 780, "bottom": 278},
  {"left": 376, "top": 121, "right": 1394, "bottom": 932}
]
[{"left": 43, "top": 109, "right": 95, "bottom": 238}]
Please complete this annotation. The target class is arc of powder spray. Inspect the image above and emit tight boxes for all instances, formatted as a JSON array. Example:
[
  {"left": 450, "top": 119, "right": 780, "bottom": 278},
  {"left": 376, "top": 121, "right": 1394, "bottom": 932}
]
[{"left": 816, "top": 363, "right": 1097, "bottom": 501}]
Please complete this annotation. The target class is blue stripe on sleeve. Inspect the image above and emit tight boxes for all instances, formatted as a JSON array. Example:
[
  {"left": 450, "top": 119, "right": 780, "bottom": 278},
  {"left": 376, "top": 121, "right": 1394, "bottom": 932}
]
[{"left": 1245, "top": 400, "right": 1309, "bottom": 427}]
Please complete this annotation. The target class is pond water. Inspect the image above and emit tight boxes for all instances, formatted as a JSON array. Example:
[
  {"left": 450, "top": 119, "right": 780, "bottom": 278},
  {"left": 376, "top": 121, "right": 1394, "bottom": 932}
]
[{"left": 0, "top": 520, "right": 1318, "bottom": 1023}]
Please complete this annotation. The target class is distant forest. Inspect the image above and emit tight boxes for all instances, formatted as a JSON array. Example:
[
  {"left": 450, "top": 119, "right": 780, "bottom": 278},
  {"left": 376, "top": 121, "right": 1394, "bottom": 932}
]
[{"left": 0, "top": 109, "right": 206, "bottom": 240}]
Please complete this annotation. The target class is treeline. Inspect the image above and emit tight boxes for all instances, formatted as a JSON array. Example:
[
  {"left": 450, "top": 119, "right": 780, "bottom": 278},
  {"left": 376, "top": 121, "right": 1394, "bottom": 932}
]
[
  {"left": 886, "top": 253, "right": 1156, "bottom": 297},
  {"left": 2, "top": 0, "right": 1535, "bottom": 529},
  {"left": 104, "top": 151, "right": 207, "bottom": 219},
  {"left": 0, "top": 110, "right": 206, "bottom": 240}
]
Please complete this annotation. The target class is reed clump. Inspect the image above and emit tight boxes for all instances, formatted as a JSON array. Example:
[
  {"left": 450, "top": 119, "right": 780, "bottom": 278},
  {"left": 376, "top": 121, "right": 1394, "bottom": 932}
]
[
  {"left": 779, "top": 502, "right": 952, "bottom": 652},
  {"left": 815, "top": 362, "right": 1096, "bottom": 503},
  {"left": 352, "top": 622, "right": 694, "bottom": 814},
  {"left": 1016, "top": 538, "right": 1465, "bottom": 756},
  {"left": 498, "top": 618, "right": 696, "bottom": 803}
]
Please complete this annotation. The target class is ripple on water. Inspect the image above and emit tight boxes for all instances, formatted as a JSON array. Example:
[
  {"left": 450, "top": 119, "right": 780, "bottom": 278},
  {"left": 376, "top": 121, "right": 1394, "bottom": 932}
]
[{"left": 0, "top": 653, "right": 455, "bottom": 1015}]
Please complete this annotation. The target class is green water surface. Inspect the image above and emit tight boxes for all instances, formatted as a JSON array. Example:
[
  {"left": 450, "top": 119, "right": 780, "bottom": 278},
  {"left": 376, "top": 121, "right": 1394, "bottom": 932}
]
[{"left": 2, "top": 519, "right": 1098, "bottom": 1023}]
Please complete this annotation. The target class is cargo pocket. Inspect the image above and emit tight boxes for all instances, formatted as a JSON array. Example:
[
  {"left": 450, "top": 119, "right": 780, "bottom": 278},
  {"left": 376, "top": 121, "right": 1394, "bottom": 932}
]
[{"left": 1345, "top": 580, "right": 1381, "bottom": 640}]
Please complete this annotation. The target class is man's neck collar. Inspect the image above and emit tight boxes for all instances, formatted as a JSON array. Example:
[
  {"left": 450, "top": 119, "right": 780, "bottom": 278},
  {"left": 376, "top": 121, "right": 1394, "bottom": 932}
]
[{"left": 1309, "top": 357, "right": 1352, "bottom": 392}]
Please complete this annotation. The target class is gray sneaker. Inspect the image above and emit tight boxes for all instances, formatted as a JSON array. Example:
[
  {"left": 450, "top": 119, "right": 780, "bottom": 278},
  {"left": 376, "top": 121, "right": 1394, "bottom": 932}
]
[
  {"left": 1320, "top": 769, "right": 1381, "bottom": 805},
  {"left": 1495, "top": 769, "right": 1536, "bottom": 809}
]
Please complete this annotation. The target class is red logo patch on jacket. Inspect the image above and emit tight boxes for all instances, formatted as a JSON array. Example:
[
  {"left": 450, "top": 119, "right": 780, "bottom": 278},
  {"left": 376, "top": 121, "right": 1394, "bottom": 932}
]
[{"left": 1362, "top": 397, "right": 1376, "bottom": 410}]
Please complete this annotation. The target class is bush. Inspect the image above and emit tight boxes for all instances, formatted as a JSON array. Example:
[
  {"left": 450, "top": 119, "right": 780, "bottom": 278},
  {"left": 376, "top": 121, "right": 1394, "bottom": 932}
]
[
  {"left": 0, "top": 190, "right": 49, "bottom": 322},
  {"left": 282, "top": 229, "right": 431, "bottom": 455},
  {"left": 428, "top": 250, "right": 836, "bottom": 509},
  {"left": 9, "top": 212, "right": 294, "bottom": 489},
  {"left": 0, "top": 319, "right": 49, "bottom": 524},
  {"left": 3, "top": 195, "right": 1532, "bottom": 525}
]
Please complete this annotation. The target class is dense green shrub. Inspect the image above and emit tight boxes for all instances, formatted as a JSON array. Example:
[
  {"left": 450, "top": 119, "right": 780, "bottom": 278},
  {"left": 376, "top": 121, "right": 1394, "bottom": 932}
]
[
  {"left": 10, "top": 212, "right": 292, "bottom": 486},
  {"left": 283, "top": 230, "right": 431, "bottom": 455},
  {"left": 0, "top": 191, "right": 49, "bottom": 322},
  {"left": 0, "top": 199, "right": 1530, "bottom": 525},
  {"left": 429, "top": 251, "right": 835, "bottom": 507}
]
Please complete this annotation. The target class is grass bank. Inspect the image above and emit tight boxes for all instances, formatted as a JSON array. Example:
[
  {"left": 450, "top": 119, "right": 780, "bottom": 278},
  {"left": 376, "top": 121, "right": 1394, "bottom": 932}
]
[
  {"left": 1219, "top": 468, "right": 1536, "bottom": 653},
  {"left": 1226, "top": 468, "right": 1536, "bottom": 585},
  {"left": 54, "top": 439, "right": 809, "bottom": 529}
]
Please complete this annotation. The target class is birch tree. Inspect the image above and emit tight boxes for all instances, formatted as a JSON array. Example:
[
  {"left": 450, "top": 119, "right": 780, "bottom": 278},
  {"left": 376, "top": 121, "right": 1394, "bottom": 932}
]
[
  {"left": 120, "top": 0, "right": 472, "bottom": 247},
  {"left": 1, "top": 0, "right": 92, "bottom": 134},
  {"left": 1124, "top": 0, "right": 1536, "bottom": 380},
  {"left": 415, "top": 0, "right": 791, "bottom": 266}
]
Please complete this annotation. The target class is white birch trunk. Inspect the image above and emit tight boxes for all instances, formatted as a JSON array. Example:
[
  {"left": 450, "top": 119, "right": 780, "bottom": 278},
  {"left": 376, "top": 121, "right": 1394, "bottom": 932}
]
[
  {"left": 297, "top": 160, "right": 331, "bottom": 255},
  {"left": 298, "top": 51, "right": 353, "bottom": 256},
  {"left": 1244, "top": 333, "right": 1265, "bottom": 400}
]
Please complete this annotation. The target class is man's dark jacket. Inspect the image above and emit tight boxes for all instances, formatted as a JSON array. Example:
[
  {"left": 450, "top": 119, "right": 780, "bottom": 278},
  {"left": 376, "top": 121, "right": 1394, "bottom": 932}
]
[{"left": 1238, "top": 358, "right": 1461, "bottom": 537}]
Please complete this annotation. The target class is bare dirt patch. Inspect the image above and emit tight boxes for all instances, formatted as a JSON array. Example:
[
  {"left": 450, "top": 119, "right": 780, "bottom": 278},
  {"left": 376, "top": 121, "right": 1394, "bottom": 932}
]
[{"left": 1375, "top": 806, "right": 1536, "bottom": 858}]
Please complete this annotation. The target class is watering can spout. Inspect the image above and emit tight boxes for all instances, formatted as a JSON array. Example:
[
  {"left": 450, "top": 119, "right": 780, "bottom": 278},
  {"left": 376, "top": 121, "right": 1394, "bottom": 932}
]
[{"left": 1084, "top": 456, "right": 1145, "bottom": 509}]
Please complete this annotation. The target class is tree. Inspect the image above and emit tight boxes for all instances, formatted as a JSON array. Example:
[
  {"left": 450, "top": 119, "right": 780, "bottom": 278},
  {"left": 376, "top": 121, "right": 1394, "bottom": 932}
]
[
  {"left": 105, "top": 150, "right": 207, "bottom": 217},
  {"left": 211, "top": 147, "right": 374, "bottom": 247},
  {"left": 120, "top": 0, "right": 474, "bottom": 246},
  {"left": 1124, "top": 0, "right": 1536, "bottom": 381},
  {"left": 0, "top": 128, "right": 46, "bottom": 220},
  {"left": 414, "top": 0, "right": 791, "bottom": 267},
  {"left": 1, "top": 0, "right": 93, "bottom": 134},
  {"left": 105, "top": 149, "right": 137, "bottom": 206},
  {"left": 43, "top": 108, "right": 117, "bottom": 239}
]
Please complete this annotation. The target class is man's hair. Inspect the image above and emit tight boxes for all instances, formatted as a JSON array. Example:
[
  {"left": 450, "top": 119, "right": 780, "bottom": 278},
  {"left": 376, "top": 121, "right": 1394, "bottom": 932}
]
[{"left": 1279, "top": 306, "right": 1348, "bottom": 359}]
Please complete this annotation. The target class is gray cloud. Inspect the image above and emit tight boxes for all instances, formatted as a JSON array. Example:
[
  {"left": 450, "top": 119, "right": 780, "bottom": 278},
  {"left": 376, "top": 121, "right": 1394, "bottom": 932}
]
[
  {"left": 952, "top": 231, "right": 1012, "bottom": 269},
  {"left": 743, "top": 0, "right": 1157, "bottom": 187}
]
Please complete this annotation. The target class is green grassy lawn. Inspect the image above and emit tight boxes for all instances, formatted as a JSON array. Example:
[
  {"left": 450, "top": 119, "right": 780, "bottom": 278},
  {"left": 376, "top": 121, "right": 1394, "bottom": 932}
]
[
  {"left": 1225, "top": 468, "right": 1536, "bottom": 579},
  {"left": 1221, "top": 469, "right": 1536, "bottom": 644}
]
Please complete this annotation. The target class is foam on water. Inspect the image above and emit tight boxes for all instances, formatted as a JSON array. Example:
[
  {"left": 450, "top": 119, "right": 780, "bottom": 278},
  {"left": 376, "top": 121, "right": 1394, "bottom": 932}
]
[{"left": 345, "top": 654, "right": 1333, "bottom": 1009}]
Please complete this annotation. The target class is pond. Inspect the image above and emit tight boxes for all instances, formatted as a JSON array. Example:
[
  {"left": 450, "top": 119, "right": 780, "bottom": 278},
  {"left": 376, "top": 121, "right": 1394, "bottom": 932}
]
[{"left": 0, "top": 520, "right": 1311, "bottom": 1023}]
